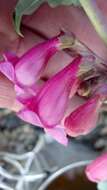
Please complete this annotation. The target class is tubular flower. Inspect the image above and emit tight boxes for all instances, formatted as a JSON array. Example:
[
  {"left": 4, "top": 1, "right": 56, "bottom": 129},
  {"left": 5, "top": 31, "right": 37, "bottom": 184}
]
[
  {"left": 86, "top": 152, "right": 107, "bottom": 182},
  {"left": 0, "top": 34, "right": 74, "bottom": 87},
  {"left": 64, "top": 95, "right": 102, "bottom": 137},
  {"left": 35, "top": 55, "right": 81, "bottom": 127},
  {"left": 0, "top": 34, "right": 75, "bottom": 105},
  {"left": 15, "top": 34, "right": 74, "bottom": 87},
  {"left": 17, "top": 56, "right": 82, "bottom": 145}
]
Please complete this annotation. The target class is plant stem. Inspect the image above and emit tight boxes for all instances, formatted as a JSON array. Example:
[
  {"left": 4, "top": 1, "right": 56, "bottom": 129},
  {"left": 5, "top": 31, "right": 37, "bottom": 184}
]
[{"left": 79, "top": 0, "right": 107, "bottom": 45}]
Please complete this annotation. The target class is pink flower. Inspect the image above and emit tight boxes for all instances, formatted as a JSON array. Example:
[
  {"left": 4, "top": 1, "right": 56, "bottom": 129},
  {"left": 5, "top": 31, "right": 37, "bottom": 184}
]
[
  {"left": 0, "top": 34, "right": 72, "bottom": 87},
  {"left": 17, "top": 56, "right": 82, "bottom": 145},
  {"left": 15, "top": 37, "right": 60, "bottom": 87},
  {"left": 35, "top": 56, "right": 81, "bottom": 127},
  {"left": 3, "top": 35, "right": 107, "bottom": 146},
  {"left": 86, "top": 153, "right": 107, "bottom": 182},
  {"left": 15, "top": 34, "right": 74, "bottom": 88},
  {"left": 0, "top": 38, "right": 60, "bottom": 86},
  {"left": 0, "top": 34, "right": 75, "bottom": 106},
  {"left": 64, "top": 95, "right": 102, "bottom": 137}
]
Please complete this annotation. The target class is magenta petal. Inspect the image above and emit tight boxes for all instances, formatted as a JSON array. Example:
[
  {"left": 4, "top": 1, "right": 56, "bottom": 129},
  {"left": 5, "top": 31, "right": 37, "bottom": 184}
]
[
  {"left": 3, "top": 52, "right": 19, "bottom": 66},
  {"left": 45, "top": 125, "right": 68, "bottom": 146},
  {"left": 86, "top": 153, "right": 107, "bottom": 182},
  {"left": 15, "top": 37, "right": 60, "bottom": 87},
  {"left": 0, "top": 61, "right": 15, "bottom": 81},
  {"left": 15, "top": 85, "right": 32, "bottom": 104},
  {"left": 17, "top": 108, "right": 43, "bottom": 127},
  {"left": 65, "top": 95, "right": 102, "bottom": 137},
  {"left": 36, "top": 56, "right": 81, "bottom": 127},
  {"left": 0, "top": 52, "right": 19, "bottom": 82},
  {"left": 15, "top": 84, "right": 40, "bottom": 105}
]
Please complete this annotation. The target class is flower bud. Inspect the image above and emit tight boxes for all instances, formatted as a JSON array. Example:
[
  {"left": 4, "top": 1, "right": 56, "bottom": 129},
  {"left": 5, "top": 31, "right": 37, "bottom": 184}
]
[{"left": 86, "top": 153, "right": 107, "bottom": 182}]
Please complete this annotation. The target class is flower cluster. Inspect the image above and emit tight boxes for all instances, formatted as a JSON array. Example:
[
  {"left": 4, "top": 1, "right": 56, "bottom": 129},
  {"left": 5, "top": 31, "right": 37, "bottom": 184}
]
[{"left": 0, "top": 33, "right": 107, "bottom": 183}]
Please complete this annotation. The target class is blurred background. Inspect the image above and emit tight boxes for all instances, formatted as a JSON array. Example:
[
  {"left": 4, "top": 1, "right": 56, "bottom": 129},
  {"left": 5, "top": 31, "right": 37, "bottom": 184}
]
[{"left": 0, "top": 109, "right": 107, "bottom": 190}]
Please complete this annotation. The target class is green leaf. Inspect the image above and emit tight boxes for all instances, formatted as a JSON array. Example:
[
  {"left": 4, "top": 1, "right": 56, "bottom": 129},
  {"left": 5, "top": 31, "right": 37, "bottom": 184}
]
[
  {"left": 14, "top": 13, "right": 23, "bottom": 36},
  {"left": 47, "top": 0, "right": 80, "bottom": 7},
  {"left": 97, "top": 181, "right": 107, "bottom": 190},
  {"left": 14, "top": 0, "right": 80, "bottom": 36},
  {"left": 14, "top": 0, "right": 44, "bottom": 35}
]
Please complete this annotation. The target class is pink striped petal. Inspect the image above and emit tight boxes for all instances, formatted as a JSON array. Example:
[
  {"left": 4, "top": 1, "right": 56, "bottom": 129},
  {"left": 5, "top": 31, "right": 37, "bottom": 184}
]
[
  {"left": 45, "top": 125, "right": 68, "bottom": 146},
  {"left": 0, "top": 52, "right": 19, "bottom": 82},
  {"left": 36, "top": 56, "right": 81, "bottom": 127},
  {"left": 65, "top": 95, "right": 102, "bottom": 137},
  {"left": 15, "top": 37, "right": 62, "bottom": 87},
  {"left": 0, "top": 61, "right": 15, "bottom": 81},
  {"left": 86, "top": 153, "right": 107, "bottom": 182},
  {"left": 17, "top": 108, "right": 43, "bottom": 127}
]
